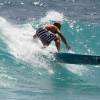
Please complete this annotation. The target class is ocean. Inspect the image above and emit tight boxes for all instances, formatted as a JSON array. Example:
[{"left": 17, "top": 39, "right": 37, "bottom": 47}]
[{"left": 0, "top": 0, "right": 100, "bottom": 100}]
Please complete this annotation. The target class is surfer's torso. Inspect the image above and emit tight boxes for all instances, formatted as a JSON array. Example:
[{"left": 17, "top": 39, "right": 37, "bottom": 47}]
[{"left": 36, "top": 27, "right": 57, "bottom": 46}]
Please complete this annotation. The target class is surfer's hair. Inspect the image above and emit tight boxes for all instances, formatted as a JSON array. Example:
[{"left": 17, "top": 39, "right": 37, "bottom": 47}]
[{"left": 53, "top": 22, "right": 61, "bottom": 29}]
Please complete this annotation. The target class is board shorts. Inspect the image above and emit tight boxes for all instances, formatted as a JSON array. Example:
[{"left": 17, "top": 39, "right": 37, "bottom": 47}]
[{"left": 36, "top": 27, "right": 57, "bottom": 46}]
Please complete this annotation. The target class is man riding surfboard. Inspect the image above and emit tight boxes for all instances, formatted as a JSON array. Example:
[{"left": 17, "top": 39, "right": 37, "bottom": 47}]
[{"left": 33, "top": 22, "right": 71, "bottom": 51}]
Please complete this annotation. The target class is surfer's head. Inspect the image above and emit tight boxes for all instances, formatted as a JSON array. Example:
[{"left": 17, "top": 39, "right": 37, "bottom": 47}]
[{"left": 53, "top": 22, "right": 61, "bottom": 30}]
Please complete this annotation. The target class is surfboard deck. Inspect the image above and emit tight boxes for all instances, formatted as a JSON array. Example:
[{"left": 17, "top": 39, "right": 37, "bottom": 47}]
[{"left": 54, "top": 53, "right": 100, "bottom": 65}]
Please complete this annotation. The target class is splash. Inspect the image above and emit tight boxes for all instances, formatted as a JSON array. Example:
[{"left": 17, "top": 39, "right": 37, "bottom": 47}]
[
  {"left": 0, "top": 17, "right": 35, "bottom": 59},
  {"left": 0, "top": 16, "right": 56, "bottom": 74},
  {"left": 40, "top": 10, "right": 64, "bottom": 23},
  {"left": 0, "top": 12, "right": 89, "bottom": 76},
  {"left": 65, "top": 64, "right": 88, "bottom": 76}
]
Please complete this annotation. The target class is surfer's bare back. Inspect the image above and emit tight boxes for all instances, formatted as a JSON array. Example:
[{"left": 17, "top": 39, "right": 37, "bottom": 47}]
[{"left": 33, "top": 22, "right": 71, "bottom": 51}]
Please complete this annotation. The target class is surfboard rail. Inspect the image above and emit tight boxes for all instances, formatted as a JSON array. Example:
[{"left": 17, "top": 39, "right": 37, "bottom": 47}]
[{"left": 54, "top": 53, "right": 100, "bottom": 65}]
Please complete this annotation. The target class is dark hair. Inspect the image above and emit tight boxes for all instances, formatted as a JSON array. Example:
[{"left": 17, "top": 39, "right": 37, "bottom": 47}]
[{"left": 53, "top": 22, "right": 61, "bottom": 29}]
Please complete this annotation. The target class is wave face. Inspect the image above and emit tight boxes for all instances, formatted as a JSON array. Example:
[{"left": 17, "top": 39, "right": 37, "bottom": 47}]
[{"left": 0, "top": 0, "right": 100, "bottom": 100}]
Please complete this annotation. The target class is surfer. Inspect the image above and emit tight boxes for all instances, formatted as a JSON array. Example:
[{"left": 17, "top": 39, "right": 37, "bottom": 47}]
[{"left": 33, "top": 22, "right": 71, "bottom": 51}]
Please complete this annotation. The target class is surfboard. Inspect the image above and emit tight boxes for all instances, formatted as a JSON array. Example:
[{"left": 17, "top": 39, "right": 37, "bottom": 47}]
[{"left": 54, "top": 53, "right": 100, "bottom": 65}]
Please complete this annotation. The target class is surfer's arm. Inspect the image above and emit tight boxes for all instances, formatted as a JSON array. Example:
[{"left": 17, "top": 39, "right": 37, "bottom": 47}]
[{"left": 57, "top": 31, "right": 71, "bottom": 50}]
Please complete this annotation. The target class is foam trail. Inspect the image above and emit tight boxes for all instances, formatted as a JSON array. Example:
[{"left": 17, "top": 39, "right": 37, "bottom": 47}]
[
  {"left": 0, "top": 16, "right": 57, "bottom": 74},
  {"left": 0, "top": 17, "right": 56, "bottom": 58},
  {"left": 0, "top": 18, "right": 35, "bottom": 58},
  {"left": 66, "top": 64, "right": 88, "bottom": 76}
]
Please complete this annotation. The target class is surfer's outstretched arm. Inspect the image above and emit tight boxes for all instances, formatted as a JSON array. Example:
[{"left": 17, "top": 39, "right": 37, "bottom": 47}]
[{"left": 57, "top": 31, "right": 71, "bottom": 50}]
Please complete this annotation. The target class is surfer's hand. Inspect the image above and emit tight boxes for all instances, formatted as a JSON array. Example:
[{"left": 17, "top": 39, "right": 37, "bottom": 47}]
[{"left": 66, "top": 45, "right": 71, "bottom": 50}]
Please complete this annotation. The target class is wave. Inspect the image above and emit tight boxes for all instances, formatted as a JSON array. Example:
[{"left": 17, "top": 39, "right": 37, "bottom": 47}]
[{"left": 0, "top": 10, "right": 100, "bottom": 91}]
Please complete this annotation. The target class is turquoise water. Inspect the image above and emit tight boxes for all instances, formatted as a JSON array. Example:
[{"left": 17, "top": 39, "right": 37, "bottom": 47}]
[{"left": 0, "top": 0, "right": 100, "bottom": 100}]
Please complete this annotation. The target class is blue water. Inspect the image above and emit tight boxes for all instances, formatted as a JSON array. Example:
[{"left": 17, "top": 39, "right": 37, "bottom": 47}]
[{"left": 0, "top": 0, "right": 100, "bottom": 100}]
